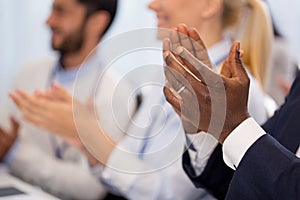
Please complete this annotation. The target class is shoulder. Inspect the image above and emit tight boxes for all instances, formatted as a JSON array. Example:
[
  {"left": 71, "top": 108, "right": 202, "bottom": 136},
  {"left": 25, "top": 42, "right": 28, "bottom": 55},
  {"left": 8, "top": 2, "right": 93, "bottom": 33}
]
[
  {"left": 18, "top": 54, "right": 57, "bottom": 75},
  {"left": 12, "top": 54, "right": 58, "bottom": 89}
]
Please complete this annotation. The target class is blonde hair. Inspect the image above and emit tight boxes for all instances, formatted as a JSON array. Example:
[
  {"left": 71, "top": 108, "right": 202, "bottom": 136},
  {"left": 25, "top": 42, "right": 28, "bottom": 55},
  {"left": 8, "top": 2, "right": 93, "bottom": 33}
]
[{"left": 223, "top": 0, "right": 273, "bottom": 89}]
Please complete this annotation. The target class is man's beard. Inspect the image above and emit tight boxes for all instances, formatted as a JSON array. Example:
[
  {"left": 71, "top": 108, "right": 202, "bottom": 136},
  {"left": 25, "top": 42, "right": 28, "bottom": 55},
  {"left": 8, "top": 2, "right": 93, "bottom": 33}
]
[{"left": 51, "top": 23, "right": 86, "bottom": 55}]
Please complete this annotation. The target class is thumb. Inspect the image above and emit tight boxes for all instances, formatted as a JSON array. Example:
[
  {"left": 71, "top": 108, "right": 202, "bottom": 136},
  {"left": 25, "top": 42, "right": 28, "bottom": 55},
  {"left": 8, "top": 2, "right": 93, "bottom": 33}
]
[
  {"left": 220, "top": 58, "right": 232, "bottom": 78},
  {"left": 228, "top": 41, "right": 248, "bottom": 80}
]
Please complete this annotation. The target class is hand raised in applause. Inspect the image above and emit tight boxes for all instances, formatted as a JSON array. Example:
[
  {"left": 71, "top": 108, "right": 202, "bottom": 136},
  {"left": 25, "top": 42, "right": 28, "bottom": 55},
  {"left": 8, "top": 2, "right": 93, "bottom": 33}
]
[{"left": 163, "top": 25, "right": 250, "bottom": 143}]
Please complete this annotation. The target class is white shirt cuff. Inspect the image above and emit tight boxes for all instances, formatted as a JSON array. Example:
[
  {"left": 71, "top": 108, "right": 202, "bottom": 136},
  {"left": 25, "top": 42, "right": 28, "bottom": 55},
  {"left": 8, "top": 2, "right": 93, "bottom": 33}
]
[{"left": 222, "top": 118, "right": 266, "bottom": 170}]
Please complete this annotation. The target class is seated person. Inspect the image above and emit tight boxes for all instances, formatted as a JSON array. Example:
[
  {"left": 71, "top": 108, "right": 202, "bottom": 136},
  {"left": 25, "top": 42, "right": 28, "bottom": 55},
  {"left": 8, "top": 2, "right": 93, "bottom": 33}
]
[
  {"left": 149, "top": 0, "right": 273, "bottom": 123},
  {"left": 0, "top": 0, "right": 130, "bottom": 199},
  {"left": 163, "top": 25, "right": 300, "bottom": 199}
]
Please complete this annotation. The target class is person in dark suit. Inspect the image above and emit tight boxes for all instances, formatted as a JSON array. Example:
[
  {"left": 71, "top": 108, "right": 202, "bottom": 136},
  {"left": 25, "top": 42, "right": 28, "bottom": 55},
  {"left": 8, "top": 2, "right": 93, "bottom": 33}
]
[
  {"left": 182, "top": 69, "right": 300, "bottom": 199},
  {"left": 163, "top": 25, "right": 300, "bottom": 200}
]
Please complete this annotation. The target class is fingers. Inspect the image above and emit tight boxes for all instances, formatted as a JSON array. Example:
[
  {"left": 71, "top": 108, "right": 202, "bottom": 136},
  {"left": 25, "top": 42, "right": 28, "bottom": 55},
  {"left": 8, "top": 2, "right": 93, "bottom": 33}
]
[
  {"left": 169, "top": 24, "right": 212, "bottom": 69},
  {"left": 175, "top": 46, "right": 219, "bottom": 85},
  {"left": 10, "top": 89, "right": 70, "bottom": 131},
  {"left": 10, "top": 90, "right": 37, "bottom": 111},
  {"left": 163, "top": 87, "right": 181, "bottom": 112},
  {"left": 220, "top": 58, "right": 232, "bottom": 78},
  {"left": 164, "top": 51, "right": 203, "bottom": 93},
  {"left": 163, "top": 38, "right": 171, "bottom": 58},
  {"left": 170, "top": 28, "right": 181, "bottom": 54},
  {"left": 187, "top": 28, "right": 206, "bottom": 51},
  {"left": 177, "top": 24, "right": 195, "bottom": 56},
  {"left": 228, "top": 41, "right": 249, "bottom": 80},
  {"left": 50, "top": 83, "right": 72, "bottom": 102},
  {"left": 221, "top": 44, "right": 246, "bottom": 79},
  {"left": 164, "top": 65, "right": 185, "bottom": 93},
  {"left": 239, "top": 49, "right": 244, "bottom": 58},
  {"left": 187, "top": 28, "right": 213, "bottom": 68},
  {"left": 22, "top": 109, "right": 45, "bottom": 128},
  {"left": 10, "top": 90, "right": 47, "bottom": 118}
]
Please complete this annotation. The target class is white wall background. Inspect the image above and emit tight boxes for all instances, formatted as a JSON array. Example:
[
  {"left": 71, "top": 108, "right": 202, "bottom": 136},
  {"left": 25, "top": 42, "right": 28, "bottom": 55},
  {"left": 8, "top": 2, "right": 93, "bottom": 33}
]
[
  {"left": 266, "top": 0, "right": 300, "bottom": 62},
  {"left": 0, "top": 0, "right": 53, "bottom": 102},
  {"left": 0, "top": 0, "right": 157, "bottom": 102}
]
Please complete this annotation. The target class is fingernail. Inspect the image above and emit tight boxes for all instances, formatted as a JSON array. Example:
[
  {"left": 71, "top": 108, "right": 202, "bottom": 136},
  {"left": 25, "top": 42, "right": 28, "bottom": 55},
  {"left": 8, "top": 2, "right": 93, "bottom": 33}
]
[
  {"left": 236, "top": 42, "right": 240, "bottom": 51},
  {"left": 236, "top": 42, "right": 240, "bottom": 57},
  {"left": 163, "top": 51, "right": 170, "bottom": 60}
]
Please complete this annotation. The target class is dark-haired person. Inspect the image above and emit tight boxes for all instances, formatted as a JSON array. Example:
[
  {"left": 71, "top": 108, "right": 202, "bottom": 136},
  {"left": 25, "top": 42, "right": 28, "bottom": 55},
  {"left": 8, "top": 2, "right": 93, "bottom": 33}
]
[{"left": 0, "top": 0, "right": 133, "bottom": 199}]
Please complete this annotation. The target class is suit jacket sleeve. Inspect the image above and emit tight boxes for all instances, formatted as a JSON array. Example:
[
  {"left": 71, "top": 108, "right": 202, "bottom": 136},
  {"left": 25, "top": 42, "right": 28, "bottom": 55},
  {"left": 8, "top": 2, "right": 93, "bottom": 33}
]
[
  {"left": 226, "top": 134, "right": 300, "bottom": 200},
  {"left": 183, "top": 71, "right": 300, "bottom": 199},
  {"left": 182, "top": 145, "right": 233, "bottom": 199}
]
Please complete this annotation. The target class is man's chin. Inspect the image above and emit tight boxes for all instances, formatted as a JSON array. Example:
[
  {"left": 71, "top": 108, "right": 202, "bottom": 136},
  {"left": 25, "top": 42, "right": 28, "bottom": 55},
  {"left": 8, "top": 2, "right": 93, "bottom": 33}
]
[
  {"left": 51, "top": 38, "right": 63, "bottom": 50},
  {"left": 51, "top": 43, "right": 63, "bottom": 52}
]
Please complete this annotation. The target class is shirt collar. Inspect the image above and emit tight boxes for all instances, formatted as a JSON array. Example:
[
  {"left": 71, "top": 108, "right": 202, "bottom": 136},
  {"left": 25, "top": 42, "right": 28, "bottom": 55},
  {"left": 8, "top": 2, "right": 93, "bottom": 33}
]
[{"left": 51, "top": 50, "right": 103, "bottom": 85}]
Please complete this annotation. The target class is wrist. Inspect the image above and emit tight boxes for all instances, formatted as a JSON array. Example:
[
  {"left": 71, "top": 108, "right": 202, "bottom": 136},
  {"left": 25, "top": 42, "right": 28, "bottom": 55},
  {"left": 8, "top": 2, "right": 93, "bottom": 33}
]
[
  {"left": 80, "top": 145, "right": 100, "bottom": 167},
  {"left": 219, "top": 113, "right": 250, "bottom": 144},
  {"left": 222, "top": 117, "right": 266, "bottom": 169}
]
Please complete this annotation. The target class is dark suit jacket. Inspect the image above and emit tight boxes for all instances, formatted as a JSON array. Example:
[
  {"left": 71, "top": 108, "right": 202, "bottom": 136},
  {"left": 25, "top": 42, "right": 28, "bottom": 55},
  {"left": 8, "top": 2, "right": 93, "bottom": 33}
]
[
  {"left": 183, "top": 71, "right": 300, "bottom": 199},
  {"left": 226, "top": 134, "right": 300, "bottom": 200}
]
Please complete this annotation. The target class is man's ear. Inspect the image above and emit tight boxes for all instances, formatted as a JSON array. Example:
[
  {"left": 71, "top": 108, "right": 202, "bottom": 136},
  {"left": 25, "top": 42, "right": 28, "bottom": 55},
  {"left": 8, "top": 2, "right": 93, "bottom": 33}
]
[
  {"left": 200, "top": 0, "right": 224, "bottom": 19},
  {"left": 86, "top": 11, "right": 111, "bottom": 39}
]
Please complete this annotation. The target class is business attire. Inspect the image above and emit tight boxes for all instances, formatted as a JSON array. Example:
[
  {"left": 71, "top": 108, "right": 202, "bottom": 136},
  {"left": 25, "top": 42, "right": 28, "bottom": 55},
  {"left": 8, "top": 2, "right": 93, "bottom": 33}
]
[
  {"left": 223, "top": 118, "right": 300, "bottom": 200},
  {"left": 86, "top": 37, "right": 267, "bottom": 200},
  {"left": 183, "top": 71, "right": 300, "bottom": 199},
  {"left": 0, "top": 51, "right": 135, "bottom": 200}
]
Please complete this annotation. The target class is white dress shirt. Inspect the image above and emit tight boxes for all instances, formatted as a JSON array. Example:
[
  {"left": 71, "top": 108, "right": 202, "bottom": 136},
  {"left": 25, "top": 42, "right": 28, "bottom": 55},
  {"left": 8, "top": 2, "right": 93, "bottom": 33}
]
[{"left": 222, "top": 118, "right": 300, "bottom": 170}]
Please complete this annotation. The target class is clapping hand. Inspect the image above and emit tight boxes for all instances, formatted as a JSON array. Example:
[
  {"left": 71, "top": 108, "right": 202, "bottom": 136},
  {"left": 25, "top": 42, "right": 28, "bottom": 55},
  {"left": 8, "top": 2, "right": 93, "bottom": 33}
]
[
  {"left": 163, "top": 24, "right": 250, "bottom": 143},
  {"left": 0, "top": 117, "right": 19, "bottom": 161}
]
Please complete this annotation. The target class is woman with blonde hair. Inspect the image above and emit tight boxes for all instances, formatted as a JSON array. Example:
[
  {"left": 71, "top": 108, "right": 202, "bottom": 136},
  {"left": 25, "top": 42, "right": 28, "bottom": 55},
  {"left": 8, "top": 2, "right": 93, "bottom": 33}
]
[
  {"left": 235, "top": 0, "right": 273, "bottom": 88},
  {"left": 149, "top": 0, "right": 273, "bottom": 123}
]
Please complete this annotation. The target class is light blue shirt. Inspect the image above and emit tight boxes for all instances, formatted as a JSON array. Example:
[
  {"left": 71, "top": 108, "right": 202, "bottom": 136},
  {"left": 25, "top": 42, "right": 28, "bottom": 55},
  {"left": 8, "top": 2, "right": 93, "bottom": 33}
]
[{"left": 93, "top": 66, "right": 215, "bottom": 199}]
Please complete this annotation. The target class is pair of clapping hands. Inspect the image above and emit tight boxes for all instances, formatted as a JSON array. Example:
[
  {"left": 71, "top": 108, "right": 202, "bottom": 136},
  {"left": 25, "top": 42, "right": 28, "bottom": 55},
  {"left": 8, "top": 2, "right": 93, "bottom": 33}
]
[
  {"left": 10, "top": 83, "right": 83, "bottom": 146},
  {"left": 10, "top": 84, "right": 114, "bottom": 165},
  {"left": 163, "top": 24, "right": 250, "bottom": 143},
  {"left": 10, "top": 24, "right": 251, "bottom": 145}
]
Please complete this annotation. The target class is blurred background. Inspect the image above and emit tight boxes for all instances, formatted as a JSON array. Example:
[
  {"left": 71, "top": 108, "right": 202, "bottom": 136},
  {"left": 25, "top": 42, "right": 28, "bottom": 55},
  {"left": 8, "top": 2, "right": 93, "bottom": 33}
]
[
  {"left": 1, "top": 0, "right": 300, "bottom": 103},
  {"left": 0, "top": 0, "right": 156, "bottom": 103}
]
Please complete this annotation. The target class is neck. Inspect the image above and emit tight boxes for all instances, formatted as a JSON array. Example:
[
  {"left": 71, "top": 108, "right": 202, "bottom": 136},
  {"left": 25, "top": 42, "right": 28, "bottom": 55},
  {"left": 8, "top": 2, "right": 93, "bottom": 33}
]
[
  {"left": 196, "top": 19, "right": 224, "bottom": 48},
  {"left": 61, "top": 40, "right": 98, "bottom": 69}
]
